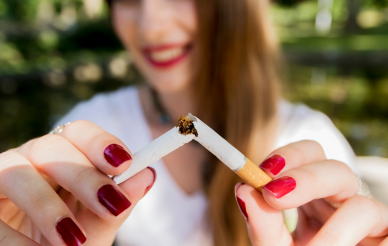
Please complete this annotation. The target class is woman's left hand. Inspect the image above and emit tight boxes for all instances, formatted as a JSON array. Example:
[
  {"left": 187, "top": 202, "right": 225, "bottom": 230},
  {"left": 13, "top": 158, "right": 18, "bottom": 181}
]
[{"left": 235, "top": 140, "right": 388, "bottom": 246}]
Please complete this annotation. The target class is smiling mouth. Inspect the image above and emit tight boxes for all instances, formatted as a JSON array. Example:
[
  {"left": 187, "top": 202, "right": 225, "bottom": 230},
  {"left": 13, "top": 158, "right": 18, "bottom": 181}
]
[{"left": 142, "top": 44, "right": 191, "bottom": 68}]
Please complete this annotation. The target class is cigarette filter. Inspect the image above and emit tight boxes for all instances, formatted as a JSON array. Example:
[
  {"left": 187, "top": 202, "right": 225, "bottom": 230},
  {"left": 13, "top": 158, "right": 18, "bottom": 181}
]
[{"left": 113, "top": 114, "right": 272, "bottom": 190}]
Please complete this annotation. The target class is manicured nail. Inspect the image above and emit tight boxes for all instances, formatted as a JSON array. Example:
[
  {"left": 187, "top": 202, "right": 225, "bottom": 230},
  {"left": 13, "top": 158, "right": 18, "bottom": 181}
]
[
  {"left": 56, "top": 217, "right": 86, "bottom": 246},
  {"left": 260, "top": 155, "right": 285, "bottom": 175},
  {"left": 104, "top": 144, "right": 132, "bottom": 167},
  {"left": 144, "top": 167, "right": 157, "bottom": 195},
  {"left": 235, "top": 182, "right": 248, "bottom": 221},
  {"left": 263, "top": 176, "right": 296, "bottom": 198},
  {"left": 97, "top": 185, "right": 131, "bottom": 216}
]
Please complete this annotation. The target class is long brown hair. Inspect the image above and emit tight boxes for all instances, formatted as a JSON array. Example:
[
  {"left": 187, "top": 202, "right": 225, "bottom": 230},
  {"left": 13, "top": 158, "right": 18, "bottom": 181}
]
[
  {"left": 194, "top": 0, "right": 280, "bottom": 245},
  {"left": 106, "top": 0, "right": 280, "bottom": 245}
]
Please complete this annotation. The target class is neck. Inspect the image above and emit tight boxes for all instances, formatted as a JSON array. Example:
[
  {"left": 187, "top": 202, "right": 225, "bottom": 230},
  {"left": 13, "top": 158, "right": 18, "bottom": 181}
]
[{"left": 157, "top": 87, "right": 196, "bottom": 123}]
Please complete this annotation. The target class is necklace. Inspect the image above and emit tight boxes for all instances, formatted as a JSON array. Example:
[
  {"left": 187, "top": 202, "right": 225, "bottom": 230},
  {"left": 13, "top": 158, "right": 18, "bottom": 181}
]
[{"left": 150, "top": 88, "right": 171, "bottom": 125}]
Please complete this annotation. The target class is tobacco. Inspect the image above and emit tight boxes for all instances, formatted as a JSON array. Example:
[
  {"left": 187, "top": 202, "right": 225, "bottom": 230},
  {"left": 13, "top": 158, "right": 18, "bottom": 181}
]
[{"left": 176, "top": 115, "right": 198, "bottom": 137}]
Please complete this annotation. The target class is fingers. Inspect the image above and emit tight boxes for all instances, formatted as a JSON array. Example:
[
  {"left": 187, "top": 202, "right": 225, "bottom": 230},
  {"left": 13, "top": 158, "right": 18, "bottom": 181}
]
[
  {"left": 260, "top": 140, "right": 326, "bottom": 178},
  {"left": 234, "top": 183, "right": 292, "bottom": 246},
  {"left": 0, "top": 150, "right": 87, "bottom": 246},
  {"left": 56, "top": 120, "right": 133, "bottom": 175},
  {"left": 0, "top": 148, "right": 156, "bottom": 246},
  {"left": 71, "top": 167, "right": 156, "bottom": 246},
  {"left": 119, "top": 167, "right": 157, "bottom": 200},
  {"left": 262, "top": 160, "right": 358, "bottom": 210},
  {"left": 0, "top": 219, "right": 40, "bottom": 246},
  {"left": 18, "top": 134, "right": 134, "bottom": 219},
  {"left": 309, "top": 196, "right": 388, "bottom": 246},
  {"left": 250, "top": 141, "right": 388, "bottom": 245}
]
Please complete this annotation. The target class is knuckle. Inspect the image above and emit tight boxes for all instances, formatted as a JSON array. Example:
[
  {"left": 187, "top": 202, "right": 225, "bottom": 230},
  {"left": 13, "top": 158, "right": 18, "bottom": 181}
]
[
  {"left": 0, "top": 150, "right": 24, "bottom": 171},
  {"left": 297, "top": 139, "right": 321, "bottom": 148},
  {"left": 90, "top": 131, "right": 115, "bottom": 145},
  {"left": 28, "top": 135, "right": 66, "bottom": 161},
  {"left": 31, "top": 191, "right": 60, "bottom": 213},
  {"left": 30, "top": 135, "right": 62, "bottom": 153},
  {"left": 73, "top": 167, "right": 98, "bottom": 187},
  {"left": 306, "top": 140, "right": 321, "bottom": 148},
  {"left": 273, "top": 144, "right": 303, "bottom": 167},
  {"left": 280, "top": 140, "right": 325, "bottom": 165},
  {"left": 307, "top": 140, "right": 325, "bottom": 155},
  {"left": 69, "top": 120, "right": 93, "bottom": 129},
  {"left": 67, "top": 120, "right": 107, "bottom": 144},
  {"left": 330, "top": 159, "right": 352, "bottom": 173},
  {"left": 288, "top": 144, "right": 307, "bottom": 164},
  {"left": 68, "top": 120, "right": 101, "bottom": 134},
  {"left": 295, "top": 140, "right": 325, "bottom": 160}
]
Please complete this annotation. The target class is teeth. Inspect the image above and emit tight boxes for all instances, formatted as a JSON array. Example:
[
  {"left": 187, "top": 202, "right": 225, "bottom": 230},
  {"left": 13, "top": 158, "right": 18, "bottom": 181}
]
[{"left": 149, "top": 48, "right": 184, "bottom": 62}]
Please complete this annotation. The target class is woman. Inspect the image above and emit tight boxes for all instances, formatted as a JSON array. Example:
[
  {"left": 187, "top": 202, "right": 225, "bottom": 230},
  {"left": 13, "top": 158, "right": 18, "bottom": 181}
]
[{"left": 1, "top": 0, "right": 388, "bottom": 245}]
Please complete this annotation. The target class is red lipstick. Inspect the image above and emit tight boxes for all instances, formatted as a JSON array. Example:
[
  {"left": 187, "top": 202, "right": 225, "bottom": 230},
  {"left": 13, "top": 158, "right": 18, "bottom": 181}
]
[{"left": 142, "top": 44, "right": 191, "bottom": 69}]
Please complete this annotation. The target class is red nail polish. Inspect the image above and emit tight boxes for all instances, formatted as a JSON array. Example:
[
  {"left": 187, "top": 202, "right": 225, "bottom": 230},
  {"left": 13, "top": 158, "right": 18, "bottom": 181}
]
[
  {"left": 104, "top": 144, "right": 132, "bottom": 167},
  {"left": 97, "top": 185, "right": 131, "bottom": 216},
  {"left": 235, "top": 183, "right": 248, "bottom": 221},
  {"left": 144, "top": 167, "right": 157, "bottom": 195},
  {"left": 260, "top": 155, "right": 285, "bottom": 175},
  {"left": 263, "top": 176, "right": 296, "bottom": 198},
  {"left": 56, "top": 217, "right": 86, "bottom": 246}
]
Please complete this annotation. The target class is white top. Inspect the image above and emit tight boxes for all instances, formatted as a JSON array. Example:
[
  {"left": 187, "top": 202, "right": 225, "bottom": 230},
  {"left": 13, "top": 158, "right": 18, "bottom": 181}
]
[{"left": 56, "top": 86, "right": 356, "bottom": 246}]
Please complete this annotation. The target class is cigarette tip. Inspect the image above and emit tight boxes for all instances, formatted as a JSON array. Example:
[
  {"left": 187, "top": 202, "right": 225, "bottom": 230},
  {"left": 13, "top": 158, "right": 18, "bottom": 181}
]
[{"left": 176, "top": 114, "right": 198, "bottom": 137}]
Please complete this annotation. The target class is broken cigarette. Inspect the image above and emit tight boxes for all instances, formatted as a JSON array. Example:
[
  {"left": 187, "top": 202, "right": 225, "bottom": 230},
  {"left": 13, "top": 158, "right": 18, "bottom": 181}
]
[{"left": 113, "top": 114, "right": 272, "bottom": 191}]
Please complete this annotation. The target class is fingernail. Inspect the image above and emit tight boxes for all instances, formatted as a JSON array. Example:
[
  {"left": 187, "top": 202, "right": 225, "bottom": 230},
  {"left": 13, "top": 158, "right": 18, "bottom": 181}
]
[
  {"left": 104, "top": 144, "right": 132, "bottom": 167},
  {"left": 234, "top": 182, "right": 248, "bottom": 221},
  {"left": 263, "top": 176, "right": 296, "bottom": 198},
  {"left": 260, "top": 155, "right": 285, "bottom": 175},
  {"left": 144, "top": 167, "right": 157, "bottom": 195},
  {"left": 97, "top": 185, "right": 131, "bottom": 216},
  {"left": 56, "top": 217, "right": 86, "bottom": 246}
]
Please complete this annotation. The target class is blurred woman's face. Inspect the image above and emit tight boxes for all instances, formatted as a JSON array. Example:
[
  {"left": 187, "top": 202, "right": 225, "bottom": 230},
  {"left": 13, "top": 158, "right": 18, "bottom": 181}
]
[{"left": 112, "top": 0, "right": 197, "bottom": 94}]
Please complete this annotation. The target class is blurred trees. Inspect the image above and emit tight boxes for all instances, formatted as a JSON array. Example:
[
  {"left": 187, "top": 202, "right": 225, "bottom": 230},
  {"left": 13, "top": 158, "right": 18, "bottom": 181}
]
[
  {"left": 370, "top": 0, "right": 388, "bottom": 7},
  {"left": 271, "top": 0, "right": 388, "bottom": 156},
  {"left": 345, "top": 0, "right": 361, "bottom": 33}
]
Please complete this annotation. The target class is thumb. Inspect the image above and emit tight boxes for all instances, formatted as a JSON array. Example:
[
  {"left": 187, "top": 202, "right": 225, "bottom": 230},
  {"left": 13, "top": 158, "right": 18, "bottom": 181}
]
[
  {"left": 79, "top": 167, "right": 156, "bottom": 246},
  {"left": 235, "top": 183, "right": 292, "bottom": 246}
]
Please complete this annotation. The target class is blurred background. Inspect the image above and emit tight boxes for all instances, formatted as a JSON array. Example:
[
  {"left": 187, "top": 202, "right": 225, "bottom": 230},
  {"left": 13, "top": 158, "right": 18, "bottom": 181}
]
[{"left": 0, "top": 0, "right": 387, "bottom": 158}]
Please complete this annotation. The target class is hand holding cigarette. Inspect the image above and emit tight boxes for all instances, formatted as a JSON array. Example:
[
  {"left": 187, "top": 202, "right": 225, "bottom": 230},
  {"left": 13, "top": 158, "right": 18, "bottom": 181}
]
[
  {"left": 113, "top": 114, "right": 272, "bottom": 190},
  {"left": 0, "top": 120, "right": 155, "bottom": 246}
]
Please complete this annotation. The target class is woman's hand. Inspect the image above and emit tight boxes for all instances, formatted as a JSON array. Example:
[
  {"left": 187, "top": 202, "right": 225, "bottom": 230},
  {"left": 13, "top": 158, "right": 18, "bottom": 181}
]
[
  {"left": 235, "top": 140, "right": 388, "bottom": 246},
  {"left": 0, "top": 120, "right": 156, "bottom": 246}
]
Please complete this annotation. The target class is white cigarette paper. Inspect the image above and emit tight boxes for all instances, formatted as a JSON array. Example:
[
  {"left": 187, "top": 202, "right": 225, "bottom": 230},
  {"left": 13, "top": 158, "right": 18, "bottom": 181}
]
[
  {"left": 113, "top": 127, "right": 195, "bottom": 184},
  {"left": 113, "top": 114, "right": 246, "bottom": 184},
  {"left": 190, "top": 115, "right": 246, "bottom": 171}
]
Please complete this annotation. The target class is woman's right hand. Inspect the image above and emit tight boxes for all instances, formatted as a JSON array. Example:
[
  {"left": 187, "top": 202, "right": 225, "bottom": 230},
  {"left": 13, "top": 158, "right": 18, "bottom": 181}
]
[{"left": 0, "top": 120, "right": 156, "bottom": 246}]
